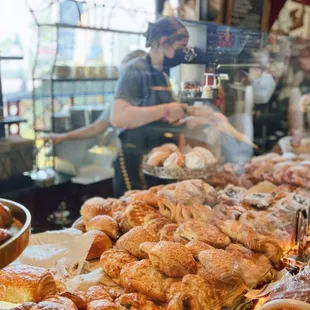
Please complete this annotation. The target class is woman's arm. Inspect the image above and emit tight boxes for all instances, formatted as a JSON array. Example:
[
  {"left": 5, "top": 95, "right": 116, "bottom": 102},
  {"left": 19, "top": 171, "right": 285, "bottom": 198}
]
[
  {"left": 43, "top": 119, "right": 110, "bottom": 144},
  {"left": 111, "top": 99, "right": 186, "bottom": 129}
]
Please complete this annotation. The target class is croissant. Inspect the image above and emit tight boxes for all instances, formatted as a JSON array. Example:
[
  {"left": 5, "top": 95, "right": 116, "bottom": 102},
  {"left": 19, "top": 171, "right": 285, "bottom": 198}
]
[
  {"left": 181, "top": 274, "right": 221, "bottom": 310},
  {"left": 0, "top": 202, "right": 12, "bottom": 228},
  {"left": 60, "top": 292, "right": 87, "bottom": 310},
  {"left": 0, "top": 264, "right": 57, "bottom": 303},
  {"left": 148, "top": 241, "right": 197, "bottom": 277},
  {"left": 198, "top": 249, "right": 244, "bottom": 285}
]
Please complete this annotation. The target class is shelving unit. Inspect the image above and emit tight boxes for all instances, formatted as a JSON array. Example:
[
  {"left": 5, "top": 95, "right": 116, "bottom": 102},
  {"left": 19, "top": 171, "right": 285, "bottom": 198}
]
[
  {"left": 0, "top": 56, "right": 24, "bottom": 139},
  {"left": 27, "top": 0, "right": 152, "bottom": 169}
]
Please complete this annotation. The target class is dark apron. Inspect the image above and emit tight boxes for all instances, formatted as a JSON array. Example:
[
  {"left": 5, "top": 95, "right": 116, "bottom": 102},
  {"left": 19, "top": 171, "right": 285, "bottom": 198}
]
[{"left": 113, "top": 55, "right": 182, "bottom": 197}]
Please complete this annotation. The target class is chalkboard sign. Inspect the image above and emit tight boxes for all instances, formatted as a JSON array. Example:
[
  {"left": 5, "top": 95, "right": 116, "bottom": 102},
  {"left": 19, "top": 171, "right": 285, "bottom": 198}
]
[{"left": 226, "top": 0, "right": 271, "bottom": 32}]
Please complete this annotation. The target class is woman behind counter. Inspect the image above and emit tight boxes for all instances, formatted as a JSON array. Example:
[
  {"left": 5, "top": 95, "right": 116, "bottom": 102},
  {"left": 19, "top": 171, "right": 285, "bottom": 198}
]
[{"left": 110, "top": 17, "right": 190, "bottom": 197}]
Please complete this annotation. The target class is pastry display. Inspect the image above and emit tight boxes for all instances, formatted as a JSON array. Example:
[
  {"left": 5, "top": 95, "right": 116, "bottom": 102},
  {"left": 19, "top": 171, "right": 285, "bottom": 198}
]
[
  {"left": 8, "top": 149, "right": 310, "bottom": 309},
  {"left": 144, "top": 144, "right": 217, "bottom": 179}
]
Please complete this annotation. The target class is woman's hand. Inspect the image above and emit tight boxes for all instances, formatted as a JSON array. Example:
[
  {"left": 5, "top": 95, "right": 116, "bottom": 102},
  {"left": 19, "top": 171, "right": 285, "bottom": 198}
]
[
  {"left": 42, "top": 133, "right": 66, "bottom": 145},
  {"left": 164, "top": 102, "right": 187, "bottom": 123}
]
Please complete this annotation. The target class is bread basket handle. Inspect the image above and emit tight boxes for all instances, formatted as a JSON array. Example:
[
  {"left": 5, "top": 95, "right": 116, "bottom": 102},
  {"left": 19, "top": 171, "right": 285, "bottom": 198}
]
[{"left": 261, "top": 299, "right": 310, "bottom": 310}]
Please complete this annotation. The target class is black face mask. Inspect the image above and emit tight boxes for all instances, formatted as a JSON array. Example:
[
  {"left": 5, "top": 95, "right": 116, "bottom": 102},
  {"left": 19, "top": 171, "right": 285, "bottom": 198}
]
[{"left": 163, "top": 49, "right": 187, "bottom": 70}]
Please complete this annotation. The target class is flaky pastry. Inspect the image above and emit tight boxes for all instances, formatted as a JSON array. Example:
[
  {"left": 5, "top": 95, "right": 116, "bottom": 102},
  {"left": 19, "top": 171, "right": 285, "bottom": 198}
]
[
  {"left": 159, "top": 224, "right": 179, "bottom": 242},
  {"left": 116, "top": 226, "right": 158, "bottom": 259},
  {"left": 163, "top": 152, "right": 185, "bottom": 169},
  {"left": 147, "top": 150, "right": 171, "bottom": 166},
  {"left": 185, "top": 240, "right": 214, "bottom": 259},
  {"left": 175, "top": 221, "right": 230, "bottom": 248},
  {"left": 0, "top": 264, "right": 57, "bottom": 303},
  {"left": 184, "top": 152, "right": 205, "bottom": 170},
  {"left": 149, "top": 241, "right": 197, "bottom": 277},
  {"left": 198, "top": 249, "right": 243, "bottom": 285},
  {"left": 167, "top": 293, "right": 200, "bottom": 310},
  {"left": 181, "top": 275, "right": 221, "bottom": 310},
  {"left": 125, "top": 202, "right": 157, "bottom": 227},
  {"left": 119, "top": 260, "right": 166, "bottom": 302},
  {"left": 100, "top": 249, "right": 137, "bottom": 279},
  {"left": 87, "top": 299, "right": 125, "bottom": 310}
]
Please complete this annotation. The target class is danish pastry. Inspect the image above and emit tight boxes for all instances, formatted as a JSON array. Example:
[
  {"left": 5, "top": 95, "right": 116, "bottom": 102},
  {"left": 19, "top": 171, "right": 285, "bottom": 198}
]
[
  {"left": 167, "top": 293, "right": 200, "bottom": 310},
  {"left": 119, "top": 259, "right": 166, "bottom": 302},
  {"left": 181, "top": 274, "right": 221, "bottom": 310},
  {"left": 125, "top": 201, "right": 157, "bottom": 227},
  {"left": 116, "top": 226, "right": 158, "bottom": 259},
  {"left": 148, "top": 241, "right": 197, "bottom": 277},
  {"left": 198, "top": 249, "right": 243, "bottom": 285},
  {"left": 175, "top": 221, "right": 231, "bottom": 248},
  {"left": 100, "top": 249, "right": 137, "bottom": 279}
]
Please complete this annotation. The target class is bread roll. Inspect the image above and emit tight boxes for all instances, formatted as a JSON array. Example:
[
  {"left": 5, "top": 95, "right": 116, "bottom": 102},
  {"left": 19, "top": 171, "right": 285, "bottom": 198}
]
[
  {"left": 149, "top": 241, "right": 197, "bottom": 277},
  {"left": 151, "top": 144, "right": 179, "bottom": 154},
  {"left": 0, "top": 202, "right": 12, "bottom": 228},
  {"left": 100, "top": 249, "right": 137, "bottom": 279},
  {"left": 0, "top": 264, "right": 57, "bottom": 303},
  {"left": 184, "top": 152, "right": 205, "bottom": 170},
  {"left": 81, "top": 197, "right": 112, "bottom": 221},
  {"left": 163, "top": 152, "right": 185, "bottom": 169},
  {"left": 112, "top": 212, "right": 132, "bottom": 234},
  {"left": 193, "top": 147, "right": 216, "bottom": 165},
  {"left": 85, "top": 215, "right": 119, "bottom": 239},
  {"left": 72, "top": 218, "right": 86, "bottom": 233},
  {"left": 84, "top": 231, "right": 112, "bottom": 260},
  {"left": 147, "top": 151, "right": 171, "bottom": 167},
  {"left": 116, "top": 226, "right": 158, "bottom": 259}
]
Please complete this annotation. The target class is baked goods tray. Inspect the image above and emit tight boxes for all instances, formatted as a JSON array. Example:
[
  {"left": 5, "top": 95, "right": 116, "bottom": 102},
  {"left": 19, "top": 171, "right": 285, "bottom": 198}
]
[
  {"left": 0, "top": 198, "right": 31, "bottom": 269},
  {"left": 143, "top": 161, "right": 217, "bottom": 180}
]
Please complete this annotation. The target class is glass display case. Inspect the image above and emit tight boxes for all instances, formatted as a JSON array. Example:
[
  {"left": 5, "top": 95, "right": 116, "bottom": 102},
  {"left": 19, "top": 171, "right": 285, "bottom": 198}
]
[{"left": 2, "top": 1, "right": 310, "bottom": 309}]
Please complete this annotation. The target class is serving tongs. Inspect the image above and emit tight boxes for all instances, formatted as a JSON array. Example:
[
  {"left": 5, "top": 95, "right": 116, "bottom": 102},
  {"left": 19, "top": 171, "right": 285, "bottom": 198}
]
[{"left": 180, "top": 106, "right": 258, "bottom": 149}]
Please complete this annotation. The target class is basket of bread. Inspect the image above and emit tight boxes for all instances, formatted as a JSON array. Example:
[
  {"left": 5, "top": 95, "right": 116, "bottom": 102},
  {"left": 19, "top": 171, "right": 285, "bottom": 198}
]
[{"left": 143, "top": 143, "right": 217, "bottom": 179}]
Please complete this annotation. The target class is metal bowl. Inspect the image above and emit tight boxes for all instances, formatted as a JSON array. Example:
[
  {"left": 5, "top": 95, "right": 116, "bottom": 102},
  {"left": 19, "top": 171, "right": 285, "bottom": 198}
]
[{"left": 0, "top": 199, "right": 31, "bottom": 269}]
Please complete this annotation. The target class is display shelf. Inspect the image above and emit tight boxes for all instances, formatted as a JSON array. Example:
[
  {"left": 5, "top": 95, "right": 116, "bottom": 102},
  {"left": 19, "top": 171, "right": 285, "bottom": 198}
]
[
  {"left": 0, "top": 116, "right": 27, "bottom": 125},
  {"left": 34, "top": 77, "right": 118, "bottom": 82},
  {"left": 40, "top": 23, "right": 145, "bottom": 36}
]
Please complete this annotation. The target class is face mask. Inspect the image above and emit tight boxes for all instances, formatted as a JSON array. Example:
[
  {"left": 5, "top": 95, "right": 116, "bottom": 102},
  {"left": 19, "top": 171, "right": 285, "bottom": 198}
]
[{"left": 163, "top": 48, "right": 186, "bottom": 69}]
